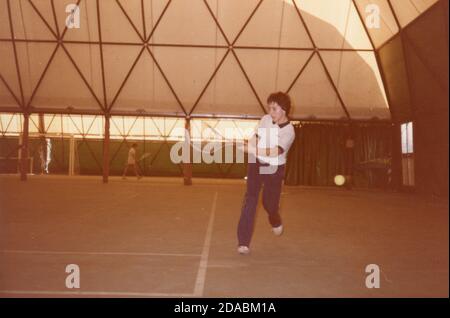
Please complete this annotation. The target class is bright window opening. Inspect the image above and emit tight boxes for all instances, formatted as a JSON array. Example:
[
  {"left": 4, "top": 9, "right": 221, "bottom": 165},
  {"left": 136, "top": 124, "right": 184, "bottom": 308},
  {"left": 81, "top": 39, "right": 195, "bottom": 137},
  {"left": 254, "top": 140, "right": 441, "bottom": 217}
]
[
  {"left": 401, "top": 121, "right": 414, "bottom": 186},
  {"left": 401, "top": 121, "right": 414, "bottom": 154}
]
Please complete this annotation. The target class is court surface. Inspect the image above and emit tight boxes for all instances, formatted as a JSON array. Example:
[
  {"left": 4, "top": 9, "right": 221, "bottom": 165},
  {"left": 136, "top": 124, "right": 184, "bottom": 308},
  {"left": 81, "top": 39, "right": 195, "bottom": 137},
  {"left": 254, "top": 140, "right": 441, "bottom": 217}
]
[{"left": 0, "top": 175, "right": 448, "bottom": 297}]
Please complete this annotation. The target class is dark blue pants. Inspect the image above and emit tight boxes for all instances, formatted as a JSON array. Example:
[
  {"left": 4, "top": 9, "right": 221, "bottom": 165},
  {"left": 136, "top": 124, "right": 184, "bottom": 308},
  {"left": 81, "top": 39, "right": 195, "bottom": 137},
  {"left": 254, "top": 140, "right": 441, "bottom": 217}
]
[{"left": 237, "top": 162, "right": 285, "bottom": 247}]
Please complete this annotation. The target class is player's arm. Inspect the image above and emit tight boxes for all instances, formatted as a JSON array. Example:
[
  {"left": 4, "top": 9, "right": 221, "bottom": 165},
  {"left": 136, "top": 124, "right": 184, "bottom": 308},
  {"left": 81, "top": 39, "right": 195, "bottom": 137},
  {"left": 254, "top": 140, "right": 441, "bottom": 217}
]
[
  {"left": 238, "top": 115, "right": 284, "bottom": 157},
  {"left": 257, "top": 145, "right": 284, "bottom": 157},
  {"left": 241, "top": 135, "right": 284, "bottom": 157}
]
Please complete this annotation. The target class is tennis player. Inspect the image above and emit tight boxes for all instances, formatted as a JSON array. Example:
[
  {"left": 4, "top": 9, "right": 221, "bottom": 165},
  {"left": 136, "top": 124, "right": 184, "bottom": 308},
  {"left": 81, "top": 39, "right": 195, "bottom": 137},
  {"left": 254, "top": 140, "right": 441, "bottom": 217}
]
[{"left": 237, "top": 92, "right": 295, "bottom": 255}]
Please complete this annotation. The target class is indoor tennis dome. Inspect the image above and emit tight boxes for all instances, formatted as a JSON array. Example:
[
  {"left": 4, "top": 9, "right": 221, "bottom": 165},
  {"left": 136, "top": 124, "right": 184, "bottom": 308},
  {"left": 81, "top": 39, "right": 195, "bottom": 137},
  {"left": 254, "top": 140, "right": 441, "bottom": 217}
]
[{"left": 1, "top": 0, "right": 448, "bottom": 196}]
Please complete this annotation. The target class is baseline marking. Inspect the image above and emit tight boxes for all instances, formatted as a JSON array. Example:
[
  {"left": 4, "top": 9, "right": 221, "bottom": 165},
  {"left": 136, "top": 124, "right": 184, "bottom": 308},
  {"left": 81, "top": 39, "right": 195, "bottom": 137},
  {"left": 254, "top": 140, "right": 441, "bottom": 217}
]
[
  {"left": 0, "top": 290, "right": 194, "bottom": 297},
  {"left": 0, "top": 250, "right": 200, "bottom": 257},
  {"left": 193, "top": 191, "right": 218, "bottom": 297}
]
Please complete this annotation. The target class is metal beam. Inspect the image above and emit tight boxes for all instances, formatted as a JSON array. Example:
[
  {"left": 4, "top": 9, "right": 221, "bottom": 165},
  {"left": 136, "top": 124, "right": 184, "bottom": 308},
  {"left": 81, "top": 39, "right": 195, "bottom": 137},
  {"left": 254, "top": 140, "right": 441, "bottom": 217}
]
[
  {"left": 115, "top": 0, "right": 145, "bottom": 42},
  {"left": 97, "top": 0, "right": 108, "bottom": 112},
  {"left": 202, "top": 0, "right": 231, "bottom": 45},
  {"left": 231, "top": 0, "right": 264, "bottom": 46},
  {"left": 6, "top": 0, "right": 25, "bottom": 110},
  {"left": 0, "top": 38, "right": 378, "bottom": 51},
  {"left": 146, "top": 0, "right": 172, "bottom": 43},
  {"left": 0, "top": 107, "right": 392, "bottom": 123},
  {"left": 0, "top": 73, "right": 22, "bottom": 107},
  {"left": 141, "top": 0, "right": 147, "bottom": 40}
]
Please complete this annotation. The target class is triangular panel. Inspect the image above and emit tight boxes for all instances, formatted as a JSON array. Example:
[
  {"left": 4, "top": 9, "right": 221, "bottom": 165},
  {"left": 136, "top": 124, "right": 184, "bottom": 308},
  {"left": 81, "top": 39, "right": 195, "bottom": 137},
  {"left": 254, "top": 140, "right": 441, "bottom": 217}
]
[
  {"left": 110, "top": 50, "right": 185, "bottom": 115},
  {"left": 151, "top": 0, "right": 227, "bottom": 46},
  {"left": 294, "top": 0, "right": 372, "bottom": 49},
  {"left": 205, "top": 0, "right": 261, "bottom": 44},
  {"left": 289, "top": 53, "right": 346, "bottom": 119},
  {"left": 103, "top": 45, "right": 143, "bottom": 107},
  {"left": 193, "top": 53, "right": 265, "bottom": 117},
  {"left": 390, "top": 0, "right": 438, "bottom": 28},
  {"left": 152, "top": 47, "right": 228, "bottom": 113},
  {"left": 10, "top": 0, "right": 55, "bottom": 40},
  {"left": 235, "top": 49, "right": 313, "bottom": 103},
  {"left": 0, "top": 0, "right": 11, "bottom": 38},
  {"left": 144, "top": 0, "right": 170, "bottom": 41},
  {"left": 236, "top": 0, "right": 313, "bottom": 48},
  {"left": 63, "top": 43, "right": 104, "bottom": 106},
  {"left": 117, "top": 0, "right": 145, "bottom": 39},
  {"left": 31, "top": 47, "right": 103, "bottom": 111},
  {"left": 29, "top": 0, "right": 57, "bottom": 35},
  {"left": 0, "top": 42, "right": 21, "bottom": 104},
  {"left": 0, "top": 78, "right": 20, "bottom": 108},
  {"left": 16, "top": 42, "right": 59, "bottom": 105},
  {"left": 321, "top": 51, "right": 390, "bottom": 119},
  {"left": 99, "top": 0, "right": 142, "bottom": 43}
]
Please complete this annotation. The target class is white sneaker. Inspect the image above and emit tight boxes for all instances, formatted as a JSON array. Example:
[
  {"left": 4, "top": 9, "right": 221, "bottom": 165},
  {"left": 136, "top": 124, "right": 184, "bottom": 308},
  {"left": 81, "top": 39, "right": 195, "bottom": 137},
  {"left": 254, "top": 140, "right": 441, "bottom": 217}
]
[
  {"left": 237, "top": 246, "right": 250, "bottom": 255},
  {"left": 272, "top": 225, "right": 283, "bottom": 236}
]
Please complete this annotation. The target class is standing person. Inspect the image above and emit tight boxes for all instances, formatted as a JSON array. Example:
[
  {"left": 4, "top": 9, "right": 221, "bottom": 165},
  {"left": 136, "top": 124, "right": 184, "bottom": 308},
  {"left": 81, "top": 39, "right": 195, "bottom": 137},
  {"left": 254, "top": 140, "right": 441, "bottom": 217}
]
[
  {"left": 38, "top": 144, "right": 46, "bottom": 175},
  {"left": 122, "top": 143, "right": 142, "bottom": 180},
  {"left": 237, "top": 92, "right": 296, "bottom": 255}
]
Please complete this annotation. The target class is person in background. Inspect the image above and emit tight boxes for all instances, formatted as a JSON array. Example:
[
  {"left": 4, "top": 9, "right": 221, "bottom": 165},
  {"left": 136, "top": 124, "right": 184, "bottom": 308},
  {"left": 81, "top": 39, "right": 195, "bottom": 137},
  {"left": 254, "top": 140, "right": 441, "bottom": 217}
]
[{"left": 122, "top": 143, "right": 142, "bottom": 180}]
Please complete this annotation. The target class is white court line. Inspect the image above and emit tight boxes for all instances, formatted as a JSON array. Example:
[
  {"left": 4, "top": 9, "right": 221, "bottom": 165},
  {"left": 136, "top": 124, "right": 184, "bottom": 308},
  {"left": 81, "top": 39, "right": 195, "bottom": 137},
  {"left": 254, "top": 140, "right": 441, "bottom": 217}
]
[
  {"left": 1, "top": 195, "right": 219, "bottom": 298},
  {"left": 0, "top": 250, "right": 200, "bottom": 257},
  {"left": 0, "top": 290, "right": 194, "bottom": 297},
  {"left": 193, "top": 191, "right": 218, "bottom": 297}
]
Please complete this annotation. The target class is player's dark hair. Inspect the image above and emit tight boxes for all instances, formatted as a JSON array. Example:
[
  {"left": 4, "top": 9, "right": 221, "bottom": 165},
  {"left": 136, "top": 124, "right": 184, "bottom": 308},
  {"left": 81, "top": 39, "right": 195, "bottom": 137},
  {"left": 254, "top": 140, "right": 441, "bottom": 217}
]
[{"left": 267, "top": 92, "right": 291, "bottom": 115}]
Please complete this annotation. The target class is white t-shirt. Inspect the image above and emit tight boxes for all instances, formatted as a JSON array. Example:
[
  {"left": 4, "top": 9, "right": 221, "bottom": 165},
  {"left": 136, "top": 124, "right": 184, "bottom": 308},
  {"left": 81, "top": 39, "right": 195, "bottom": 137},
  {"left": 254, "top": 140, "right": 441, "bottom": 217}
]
[
  {"left": 127, "top": 148, "right": 136, "bottom": 164},
  {"left": 254, "top": 114, "right": 295, "bottom": 166}
]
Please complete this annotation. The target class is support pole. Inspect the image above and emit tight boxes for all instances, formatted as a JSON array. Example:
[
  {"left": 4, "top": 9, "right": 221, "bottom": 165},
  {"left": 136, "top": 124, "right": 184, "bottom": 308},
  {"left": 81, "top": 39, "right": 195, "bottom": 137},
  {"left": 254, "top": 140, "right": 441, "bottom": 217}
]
[
  {"left": 20, "top": 113, "right": 29, "bottom": 181},
  {"left": 69, "top": 134, "right": 75, "bottom": 176},
  {"left": 103, "top": 114, "right": 110, "bottom": 183},
  {"left": 183, "top": 117, "right": 192, "bottom": 186}
]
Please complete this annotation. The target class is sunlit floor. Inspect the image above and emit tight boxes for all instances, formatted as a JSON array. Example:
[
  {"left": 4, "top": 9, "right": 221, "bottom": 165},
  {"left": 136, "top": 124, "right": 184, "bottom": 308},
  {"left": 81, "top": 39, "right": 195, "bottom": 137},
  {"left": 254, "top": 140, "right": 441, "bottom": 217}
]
[{"left": 0, "top": 175, "right": 448, "bottom": 298}]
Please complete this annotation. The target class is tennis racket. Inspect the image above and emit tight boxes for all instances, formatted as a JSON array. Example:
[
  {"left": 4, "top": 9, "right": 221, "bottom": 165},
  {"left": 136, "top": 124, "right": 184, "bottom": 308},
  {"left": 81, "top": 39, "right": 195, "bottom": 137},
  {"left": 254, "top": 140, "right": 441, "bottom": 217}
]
[
  {"left": 202, "top": 122, "right": 238, "bottom": 143},
  {"left": 138, "top": 152, "right": 151, "bottom": 162}
]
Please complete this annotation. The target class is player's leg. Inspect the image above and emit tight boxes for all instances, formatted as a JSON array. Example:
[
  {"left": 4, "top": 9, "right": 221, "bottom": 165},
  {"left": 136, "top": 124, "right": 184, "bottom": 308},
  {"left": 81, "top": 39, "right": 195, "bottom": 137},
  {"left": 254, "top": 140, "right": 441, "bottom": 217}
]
[
  {"left": 122, "top": 164, "right": 129, "bottom": 178},
  {"left": 262, "top": 165, "right": 285, "bottom": 234},
  {"left": 134, "top": 163, "right": 142, "bottom": 179},
  {"left": 237, "top": 162, "right": 263, "bottom": 250}
]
